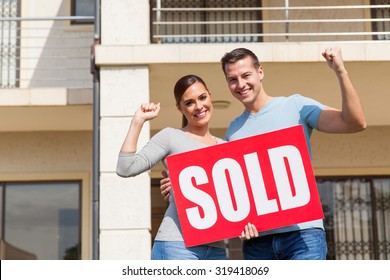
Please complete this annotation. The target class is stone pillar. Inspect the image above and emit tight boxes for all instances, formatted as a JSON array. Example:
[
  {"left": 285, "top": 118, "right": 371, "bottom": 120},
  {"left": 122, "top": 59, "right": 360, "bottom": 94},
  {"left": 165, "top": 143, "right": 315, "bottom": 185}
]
[{"left": 99, "top": 0, "right": 151, "bottom": 259}]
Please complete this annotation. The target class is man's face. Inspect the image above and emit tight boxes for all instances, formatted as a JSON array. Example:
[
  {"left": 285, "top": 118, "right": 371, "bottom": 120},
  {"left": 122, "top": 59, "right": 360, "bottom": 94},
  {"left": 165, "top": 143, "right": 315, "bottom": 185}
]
[{"left": 224, "top": 56, "right": 264, "bottom": 112}]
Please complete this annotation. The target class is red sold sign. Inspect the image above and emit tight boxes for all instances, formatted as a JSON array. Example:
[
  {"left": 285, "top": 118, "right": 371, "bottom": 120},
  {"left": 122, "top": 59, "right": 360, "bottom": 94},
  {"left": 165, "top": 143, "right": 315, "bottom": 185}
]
[{"left": 166, "top": 125, "right": 324, "bottom": 247}]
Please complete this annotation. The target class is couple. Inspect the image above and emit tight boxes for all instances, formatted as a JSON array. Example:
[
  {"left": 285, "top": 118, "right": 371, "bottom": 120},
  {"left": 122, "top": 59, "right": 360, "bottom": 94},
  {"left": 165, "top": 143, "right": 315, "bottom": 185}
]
[{"left": 116, "top": 47, "right": 366, "bottom": 260}]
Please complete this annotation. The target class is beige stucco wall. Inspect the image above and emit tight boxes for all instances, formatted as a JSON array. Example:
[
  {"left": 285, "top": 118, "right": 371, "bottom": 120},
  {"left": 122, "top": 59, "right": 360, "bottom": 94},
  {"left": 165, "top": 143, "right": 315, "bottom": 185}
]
[
  {"left": 0, "top": 131, "right": 92, "bottom": 173},
  {"left": 312, "top": 126, "right": 390, "bottom": 171}
]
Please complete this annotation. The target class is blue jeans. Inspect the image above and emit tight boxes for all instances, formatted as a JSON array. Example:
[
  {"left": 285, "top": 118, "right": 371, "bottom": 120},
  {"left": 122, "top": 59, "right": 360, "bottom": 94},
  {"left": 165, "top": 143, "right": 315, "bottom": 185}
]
[
  {"left": 152, "top": 241, "right": 227, "bottom": 260},
  {"left": 243, "top": 228, "right": 327, "bottom": 260}
]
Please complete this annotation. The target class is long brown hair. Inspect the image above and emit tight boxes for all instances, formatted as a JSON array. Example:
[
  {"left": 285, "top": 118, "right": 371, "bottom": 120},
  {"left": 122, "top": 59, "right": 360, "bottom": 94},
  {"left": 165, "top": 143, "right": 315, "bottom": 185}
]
[{"left": 174, "top": 74, "right": 209, "bottom": 127}]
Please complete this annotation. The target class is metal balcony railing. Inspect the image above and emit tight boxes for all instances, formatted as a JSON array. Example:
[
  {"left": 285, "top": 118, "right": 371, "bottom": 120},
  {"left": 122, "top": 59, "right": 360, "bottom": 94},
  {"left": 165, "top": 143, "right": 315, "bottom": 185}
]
[
  {"left": 151, "top": 1, "right": 390, "bottom": 44},
  {"left": 0, "top": 16, "right": 94, "bottom": 89}
]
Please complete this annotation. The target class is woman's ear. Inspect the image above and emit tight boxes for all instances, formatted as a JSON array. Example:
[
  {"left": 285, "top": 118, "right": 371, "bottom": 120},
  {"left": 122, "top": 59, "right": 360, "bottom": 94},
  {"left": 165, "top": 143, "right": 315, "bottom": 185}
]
[{"left": 176, "top": 103, "right": 182, "bottom": 113}]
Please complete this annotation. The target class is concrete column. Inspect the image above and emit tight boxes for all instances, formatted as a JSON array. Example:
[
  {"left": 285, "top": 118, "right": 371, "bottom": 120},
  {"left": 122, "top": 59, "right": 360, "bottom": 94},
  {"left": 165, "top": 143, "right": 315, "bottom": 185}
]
[{"left": 99, "top": 0, "right": 151, "bottom": 259}]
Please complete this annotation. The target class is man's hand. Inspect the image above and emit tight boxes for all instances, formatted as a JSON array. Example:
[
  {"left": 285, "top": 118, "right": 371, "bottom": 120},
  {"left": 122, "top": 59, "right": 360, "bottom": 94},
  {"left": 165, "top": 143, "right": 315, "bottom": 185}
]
[
  {"left": 321, "top": 46, "right": 346, "bottom": 74},
  {"left": 160, "top": 170, "right": 171, "bottom": 201}
]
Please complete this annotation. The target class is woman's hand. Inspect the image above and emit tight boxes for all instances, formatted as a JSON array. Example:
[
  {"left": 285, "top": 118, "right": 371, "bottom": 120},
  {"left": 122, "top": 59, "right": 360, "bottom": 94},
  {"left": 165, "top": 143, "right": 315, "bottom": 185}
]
[
  {"left": 134, "top": 102, "right": 161, "bottom": 123},
  {"left": 239, "top": 223, "right": 259, "bottom": 241},
  {"left": 119, "top": 102, "right": 160, "bottom": 153}
]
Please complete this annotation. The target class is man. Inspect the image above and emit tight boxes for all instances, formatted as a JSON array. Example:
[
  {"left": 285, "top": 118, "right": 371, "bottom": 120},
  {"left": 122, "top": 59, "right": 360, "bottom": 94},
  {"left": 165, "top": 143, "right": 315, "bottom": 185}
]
[{"left": 161, "top": 47, "right": 366, "bottom": 259}]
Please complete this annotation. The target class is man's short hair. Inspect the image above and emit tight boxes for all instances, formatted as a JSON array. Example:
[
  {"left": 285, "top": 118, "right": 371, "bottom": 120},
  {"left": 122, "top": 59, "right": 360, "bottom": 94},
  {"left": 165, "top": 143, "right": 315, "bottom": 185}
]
[{"left": 220, "top": 48, "right": 261, "bottom": 76}]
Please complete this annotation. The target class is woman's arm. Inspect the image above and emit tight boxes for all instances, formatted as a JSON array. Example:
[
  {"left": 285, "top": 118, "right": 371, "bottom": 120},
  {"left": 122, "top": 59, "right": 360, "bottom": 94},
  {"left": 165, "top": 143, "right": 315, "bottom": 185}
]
[{"left": 116, "top": 103, "right": 161, "bottom": 177}]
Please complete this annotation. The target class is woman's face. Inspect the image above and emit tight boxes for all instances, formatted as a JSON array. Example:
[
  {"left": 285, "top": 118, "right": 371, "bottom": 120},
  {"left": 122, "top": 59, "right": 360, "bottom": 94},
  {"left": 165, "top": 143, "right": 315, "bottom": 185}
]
[{"left": 177, "top": 81, "right": 213, "bottom": 128}]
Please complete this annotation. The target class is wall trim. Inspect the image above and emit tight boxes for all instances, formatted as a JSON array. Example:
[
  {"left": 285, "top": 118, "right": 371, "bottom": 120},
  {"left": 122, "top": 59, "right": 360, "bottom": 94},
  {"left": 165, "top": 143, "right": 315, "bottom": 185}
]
[{"left": 314, "top": 167, "right": 390, "bottom": 177}]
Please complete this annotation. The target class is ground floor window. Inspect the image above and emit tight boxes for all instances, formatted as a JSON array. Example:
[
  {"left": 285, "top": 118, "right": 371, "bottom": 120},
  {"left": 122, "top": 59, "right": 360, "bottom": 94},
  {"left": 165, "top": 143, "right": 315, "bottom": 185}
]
[
  {"left": 0, "top": 181, "right": 81, "bottom": 260},
  {"left": 318, "top": 177, "right": 390, "bottom": 260}
]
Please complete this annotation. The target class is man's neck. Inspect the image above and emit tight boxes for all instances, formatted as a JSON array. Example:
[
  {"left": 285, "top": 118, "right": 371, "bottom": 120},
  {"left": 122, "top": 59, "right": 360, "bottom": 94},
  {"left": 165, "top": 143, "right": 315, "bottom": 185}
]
[{"left": 245, "top": 93, "right": 273, "bottom": 114}]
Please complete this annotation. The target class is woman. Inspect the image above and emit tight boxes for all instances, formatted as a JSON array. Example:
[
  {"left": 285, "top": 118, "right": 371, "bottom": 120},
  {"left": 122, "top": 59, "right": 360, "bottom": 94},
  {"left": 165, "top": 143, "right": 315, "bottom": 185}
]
[{"left": 117, "top": 74, "right": 231, "bottom": 260}]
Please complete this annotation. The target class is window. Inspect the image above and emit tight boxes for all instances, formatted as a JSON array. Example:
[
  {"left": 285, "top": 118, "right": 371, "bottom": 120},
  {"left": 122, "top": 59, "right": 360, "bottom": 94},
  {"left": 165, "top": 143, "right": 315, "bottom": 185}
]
[
  {"left": 0, "top": 181, "right": 81, "bottom": 260},
  {"left": 371, "top": 0, "right": 390, "bottom": 40},
  {"left": 71, "top": 0, "right": 95, "bottom": 24},
  {"left": 318, "top": 177, "right": 390, "bottom": 260}
]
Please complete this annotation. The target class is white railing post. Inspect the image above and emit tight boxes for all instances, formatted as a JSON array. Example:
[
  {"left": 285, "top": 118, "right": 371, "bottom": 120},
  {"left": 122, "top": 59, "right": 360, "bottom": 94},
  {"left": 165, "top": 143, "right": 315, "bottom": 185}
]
[
  {"left": 156, "top": 0, "right": 162, "bottom": 44},
  {"left": 285, "top": 0, "right": 289, "bottom": 42}
]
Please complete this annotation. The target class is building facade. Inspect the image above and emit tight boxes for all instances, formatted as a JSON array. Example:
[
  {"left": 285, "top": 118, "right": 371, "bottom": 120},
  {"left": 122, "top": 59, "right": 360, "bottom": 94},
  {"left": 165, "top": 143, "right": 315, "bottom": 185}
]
[{"left": 0, "top": 0, "right": 389, "bottom": 260}]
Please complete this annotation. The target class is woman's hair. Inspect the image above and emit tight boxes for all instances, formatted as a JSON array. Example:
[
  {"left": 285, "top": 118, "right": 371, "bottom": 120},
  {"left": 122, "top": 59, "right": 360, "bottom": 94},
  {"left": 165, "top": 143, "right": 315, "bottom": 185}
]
[
  {"left": 220, "top": 48, "right": 261, "bottom": 76},
  {"left": 174, "top": 74, "right": 209, "bottom": 127}
]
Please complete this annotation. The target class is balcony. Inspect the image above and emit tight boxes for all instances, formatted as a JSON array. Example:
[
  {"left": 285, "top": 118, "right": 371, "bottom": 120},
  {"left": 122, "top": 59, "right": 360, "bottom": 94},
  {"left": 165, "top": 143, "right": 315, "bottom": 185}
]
[
  {"left": 151, "top": 1, "right": 390, "bottom": 44},
  {"left": 0, "top": 16, "right": 94, "bottom": 89},
  {"left": 0, "top": 15, "right": 94, "bottom": 132}
]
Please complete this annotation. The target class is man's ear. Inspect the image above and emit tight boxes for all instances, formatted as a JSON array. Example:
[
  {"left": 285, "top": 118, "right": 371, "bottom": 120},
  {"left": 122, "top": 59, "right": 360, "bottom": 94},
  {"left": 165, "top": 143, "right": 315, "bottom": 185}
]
[{"left": 258, "top": 65, "right": 264, "bottom": 80}]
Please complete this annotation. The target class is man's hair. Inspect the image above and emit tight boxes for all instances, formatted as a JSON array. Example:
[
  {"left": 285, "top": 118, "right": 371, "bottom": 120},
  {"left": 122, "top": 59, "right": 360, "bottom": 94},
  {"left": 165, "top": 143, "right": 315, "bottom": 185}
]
[{"left": 220, "top": 48, "right": 261, "bottom": 76}]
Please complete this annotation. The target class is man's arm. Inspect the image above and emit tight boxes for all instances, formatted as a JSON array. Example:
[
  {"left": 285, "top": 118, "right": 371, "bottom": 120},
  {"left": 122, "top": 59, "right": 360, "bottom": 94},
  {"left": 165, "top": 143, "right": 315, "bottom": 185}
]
[{"left": 318, "top": 47, "right": 366, "bottom": 133}]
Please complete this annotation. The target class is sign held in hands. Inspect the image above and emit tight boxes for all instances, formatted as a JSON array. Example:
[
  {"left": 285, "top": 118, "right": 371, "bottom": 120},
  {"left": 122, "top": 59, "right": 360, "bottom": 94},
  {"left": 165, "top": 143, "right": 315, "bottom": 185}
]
[{"left": 166, "top": 125, "right": 324, "bottom": 247}]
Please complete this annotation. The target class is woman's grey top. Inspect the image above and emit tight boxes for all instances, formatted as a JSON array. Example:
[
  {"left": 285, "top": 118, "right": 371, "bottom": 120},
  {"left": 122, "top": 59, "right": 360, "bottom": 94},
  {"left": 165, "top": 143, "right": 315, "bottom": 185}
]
[{"left": 116, "top": 127, "right": 226, "bottom": 248}]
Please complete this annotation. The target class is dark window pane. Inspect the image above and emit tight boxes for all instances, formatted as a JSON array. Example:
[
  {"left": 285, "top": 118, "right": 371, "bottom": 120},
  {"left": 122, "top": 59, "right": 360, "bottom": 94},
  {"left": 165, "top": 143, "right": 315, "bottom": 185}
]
[
  {"left": 371, "top": 0, "right": 390, "bottom": 40},
  {"left": 72, "top": 0, "right": 95, "bottom": 24}
]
